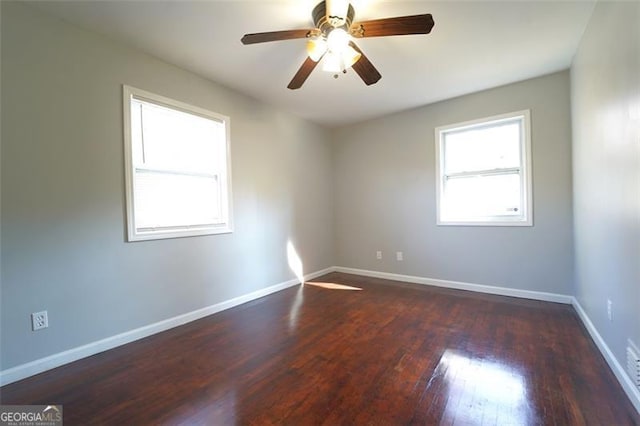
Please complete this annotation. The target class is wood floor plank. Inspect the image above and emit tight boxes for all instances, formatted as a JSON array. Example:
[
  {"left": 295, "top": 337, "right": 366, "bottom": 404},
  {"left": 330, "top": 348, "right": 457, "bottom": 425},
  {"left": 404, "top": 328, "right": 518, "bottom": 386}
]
[{"left": 1, "top": 272, "right": 638, "bottom": 425}]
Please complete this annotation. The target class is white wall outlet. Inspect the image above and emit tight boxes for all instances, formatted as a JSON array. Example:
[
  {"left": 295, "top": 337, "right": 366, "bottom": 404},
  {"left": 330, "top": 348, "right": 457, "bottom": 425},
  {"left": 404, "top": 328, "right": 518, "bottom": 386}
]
[
  {"left": 32, "top": 311, "right": 48, "bottom": 331},
  {"left": 376, "top": 251, "right": 382, "bottom": 260},
  {"left": 607, "top": 299, "right": 613, "bottom": 321},
  {"left": 396, "top": 251, "right": 403, "bottom": 261}
]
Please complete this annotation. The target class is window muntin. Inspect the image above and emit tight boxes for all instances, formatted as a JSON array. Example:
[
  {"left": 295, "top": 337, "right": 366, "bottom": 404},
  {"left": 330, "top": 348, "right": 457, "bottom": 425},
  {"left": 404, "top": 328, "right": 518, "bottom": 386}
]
[
  {"left": 123, "top": 85, "right": 232, "bottom": 241},
  {"left": 435, "top": 110, "right": 532, "bottom": 226}
]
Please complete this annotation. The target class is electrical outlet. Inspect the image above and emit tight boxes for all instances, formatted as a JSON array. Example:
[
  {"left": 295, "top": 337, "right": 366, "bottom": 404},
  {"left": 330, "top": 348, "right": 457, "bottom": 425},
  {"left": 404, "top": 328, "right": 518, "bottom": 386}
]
[
  {"left": 607, "top": 299, "right": 613, "bottom": 321},
  {"left": 32, "top": 311, "right": 48, "bottom": 331},
  {"left": 376, "top": 251, "right": 382, "bottom": 260},
  {"left": 396, "top": 251, "right": 403, "bottom": 261}
]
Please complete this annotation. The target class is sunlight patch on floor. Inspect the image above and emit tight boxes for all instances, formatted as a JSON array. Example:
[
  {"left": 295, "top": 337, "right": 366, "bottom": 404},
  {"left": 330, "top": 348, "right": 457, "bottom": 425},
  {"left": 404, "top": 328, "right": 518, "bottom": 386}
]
[
  {"left": 437, "top": 349, "right": 535, "bottom": 425},
  {"left": 305, "top": 282, "right": 362, "bottom": 291}
]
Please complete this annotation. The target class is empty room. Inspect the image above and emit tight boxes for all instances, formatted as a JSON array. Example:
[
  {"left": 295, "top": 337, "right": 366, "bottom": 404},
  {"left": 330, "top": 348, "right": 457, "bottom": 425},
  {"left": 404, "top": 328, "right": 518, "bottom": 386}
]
[{"left": 1, "top": 0, "right": 639, "bottom": 424}]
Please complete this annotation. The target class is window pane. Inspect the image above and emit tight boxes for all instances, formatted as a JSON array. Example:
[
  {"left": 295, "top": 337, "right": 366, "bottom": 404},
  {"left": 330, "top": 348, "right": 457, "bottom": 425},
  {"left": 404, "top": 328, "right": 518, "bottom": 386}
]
[
  {"left": 442, "top": 173, "right": 522, "bottom": 220},
  {"left": 134, "top": 170, "right": 221, "bottom": 229},
  {"left": 444, "top": 120, "right": 521, "bottom": 174},
  {"left": 134, "top": 99, "right": 223, "bottom": 175}
]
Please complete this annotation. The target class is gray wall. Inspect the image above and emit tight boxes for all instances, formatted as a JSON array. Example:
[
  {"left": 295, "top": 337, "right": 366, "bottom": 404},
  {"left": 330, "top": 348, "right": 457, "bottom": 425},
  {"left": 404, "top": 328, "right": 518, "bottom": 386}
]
[
  {"left": 333, "top": 71, "right": 574, "bottom": 294},
  {"left": 1, "top": 2, "right": 334, "bottom": 370},
  {"left": 571, "top": 1, "right": 640, "bottom": 378}
]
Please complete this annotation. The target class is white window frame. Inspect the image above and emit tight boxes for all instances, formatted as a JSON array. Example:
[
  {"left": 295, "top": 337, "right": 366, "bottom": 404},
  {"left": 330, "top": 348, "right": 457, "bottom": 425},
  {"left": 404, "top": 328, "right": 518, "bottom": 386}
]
[
  {"left": 123, "top": 85, "right": 233, "bottom": 241},
  {"left": 435, "top": 110, "right": 532, "bottom": 227}
]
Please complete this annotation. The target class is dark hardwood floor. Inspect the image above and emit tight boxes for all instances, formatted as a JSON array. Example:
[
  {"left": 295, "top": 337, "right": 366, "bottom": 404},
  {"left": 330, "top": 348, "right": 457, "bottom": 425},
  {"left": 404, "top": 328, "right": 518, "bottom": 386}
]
[{"left": 1, "top": 272, "right": 638, "bottom": 425}]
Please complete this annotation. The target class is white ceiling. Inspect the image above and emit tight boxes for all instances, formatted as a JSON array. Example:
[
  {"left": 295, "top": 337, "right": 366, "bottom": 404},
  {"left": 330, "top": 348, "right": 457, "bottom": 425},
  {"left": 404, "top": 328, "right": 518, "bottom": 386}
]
[{"left": 29, "top": 0, "right": 596, "bottom": 127}]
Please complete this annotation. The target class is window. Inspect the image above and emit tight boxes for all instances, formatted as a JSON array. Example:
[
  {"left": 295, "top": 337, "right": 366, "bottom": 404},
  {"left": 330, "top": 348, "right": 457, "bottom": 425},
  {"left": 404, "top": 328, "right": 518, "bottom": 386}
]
[
  {"left": 123, "top": 85, "right": 232, "bottom": 241},
  {"left": 435, "top": 110, "right": 532, "bottom": 226}
]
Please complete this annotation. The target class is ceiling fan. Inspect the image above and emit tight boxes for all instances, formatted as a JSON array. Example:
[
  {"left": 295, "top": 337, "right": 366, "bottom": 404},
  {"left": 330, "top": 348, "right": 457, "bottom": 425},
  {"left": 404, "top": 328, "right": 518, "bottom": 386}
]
[{"left": 241, "top": 0, "right": 435, "bottom": 90}]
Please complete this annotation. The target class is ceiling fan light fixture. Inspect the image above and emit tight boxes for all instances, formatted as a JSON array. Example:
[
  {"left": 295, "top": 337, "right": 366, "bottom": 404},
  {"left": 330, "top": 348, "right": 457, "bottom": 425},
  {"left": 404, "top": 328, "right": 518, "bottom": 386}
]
[
  {"left": 321, "top": 47, "right": 361, "bottom": 73},
  {"left": 322, "top": 52, "right": 342, "bottom": 73},
  {"left": 326, "top": 28, "right": 350, "bottom": 54},
  {"left": 343, "top": 45, "right": 362, "bottom": 68},
  {"left": 306, "top": 37, "right": 328, "bottom": 62},
  {"left": 323, "top": 28, "right": 360, "bottom": 73}
]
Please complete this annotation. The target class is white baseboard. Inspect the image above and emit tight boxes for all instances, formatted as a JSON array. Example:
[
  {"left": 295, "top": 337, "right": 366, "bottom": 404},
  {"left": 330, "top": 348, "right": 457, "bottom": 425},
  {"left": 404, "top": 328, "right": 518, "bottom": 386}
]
[
  {"left": 0, "top": 267, "right": 332, "bottom": 387},
  {"left": 572, "top": 298, "right": 640, "bottom": 413},
  {"left": 333, "top": 266, "right": 573, "bottom": 304}
]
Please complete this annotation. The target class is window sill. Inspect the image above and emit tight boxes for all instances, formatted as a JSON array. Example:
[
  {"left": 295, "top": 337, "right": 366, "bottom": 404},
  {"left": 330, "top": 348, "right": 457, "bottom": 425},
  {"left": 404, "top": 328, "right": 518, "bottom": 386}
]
[
  {"left": 437, "top": 219, "right": 532, "bottom": 227},
  {"left": 127, "top": 225, "right": 233, "bottom": 242}
]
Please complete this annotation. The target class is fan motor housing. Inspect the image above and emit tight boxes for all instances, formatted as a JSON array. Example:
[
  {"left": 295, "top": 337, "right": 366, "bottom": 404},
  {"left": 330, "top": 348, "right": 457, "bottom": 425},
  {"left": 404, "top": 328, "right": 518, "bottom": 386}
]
[{"left": 312, "top": 1, "right": 356, "bottom": 35}]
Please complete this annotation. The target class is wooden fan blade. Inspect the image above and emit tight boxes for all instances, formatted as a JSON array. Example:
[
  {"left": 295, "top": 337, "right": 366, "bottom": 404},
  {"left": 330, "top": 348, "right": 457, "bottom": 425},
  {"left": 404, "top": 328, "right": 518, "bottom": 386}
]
[
  {"left": 351, "top": 14, "right": 434, "bottom": 38},
  {"left": 288, "top": 56, "right": 322, "bottom": 90},
  {"left": 349, "top": 42, "right": 382, "bottom": 86},
  {"left": 241, "top": 29, "right": 314, "bottom": 45}
]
